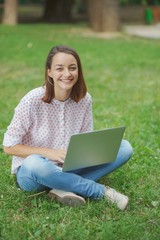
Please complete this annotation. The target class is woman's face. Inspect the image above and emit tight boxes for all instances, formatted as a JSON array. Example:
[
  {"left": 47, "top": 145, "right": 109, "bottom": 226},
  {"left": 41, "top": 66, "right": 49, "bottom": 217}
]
[{"left": 48, "top": 52, "right": 78, "bottom": 98}]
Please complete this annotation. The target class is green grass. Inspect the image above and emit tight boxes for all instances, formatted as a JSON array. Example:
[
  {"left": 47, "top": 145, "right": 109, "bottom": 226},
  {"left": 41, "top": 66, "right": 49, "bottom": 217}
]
[{"left": 0, "top": 24, "right": 160, "bottom": 240}]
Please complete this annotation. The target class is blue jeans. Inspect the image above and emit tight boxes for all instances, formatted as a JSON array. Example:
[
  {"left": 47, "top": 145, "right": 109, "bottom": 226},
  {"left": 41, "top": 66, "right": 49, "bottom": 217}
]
[{"left": 16, "top": 140, "right": 133, "bottom": 199}]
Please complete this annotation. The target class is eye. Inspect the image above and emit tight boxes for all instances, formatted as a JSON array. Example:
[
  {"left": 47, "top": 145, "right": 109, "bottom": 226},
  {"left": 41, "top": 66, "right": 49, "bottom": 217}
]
[
  {"left": 69, "top": 66, "right": 77, "bottom": 71},
  {"left": 56, "top": 67, "right": 63, "bottom": 72}
]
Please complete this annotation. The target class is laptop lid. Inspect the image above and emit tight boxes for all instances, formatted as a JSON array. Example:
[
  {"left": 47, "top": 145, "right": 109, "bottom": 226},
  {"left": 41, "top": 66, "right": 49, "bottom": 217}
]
[{"left": 62, "top": 126, "right": 125, "bottom": 172}]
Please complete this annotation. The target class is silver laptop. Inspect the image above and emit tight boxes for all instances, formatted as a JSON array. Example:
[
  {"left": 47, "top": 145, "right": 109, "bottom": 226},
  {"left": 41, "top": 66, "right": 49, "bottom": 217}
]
[{"left": 62, "top": 126, "right": 125, "bottom": 172}]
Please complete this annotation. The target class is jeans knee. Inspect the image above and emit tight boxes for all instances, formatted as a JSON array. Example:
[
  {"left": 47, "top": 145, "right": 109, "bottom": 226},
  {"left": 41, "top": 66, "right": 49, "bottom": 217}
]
[
  {"left": 122, "top": 139, "right": 133, "bottom": 160},
  {"left": 22, "top": 154, "right": 50, "bottom": 178},
  {"left": 23, "top": 154, "right": 42, "bottom": 170},
  {"left": 23, "top": 154, "right": 62, "bottom": 179}
]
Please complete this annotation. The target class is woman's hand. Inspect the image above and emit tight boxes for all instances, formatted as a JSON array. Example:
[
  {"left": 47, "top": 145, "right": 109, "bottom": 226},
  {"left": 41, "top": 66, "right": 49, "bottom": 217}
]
[{"left": 45, "top": 148, "right": 67, "bottom": 164}]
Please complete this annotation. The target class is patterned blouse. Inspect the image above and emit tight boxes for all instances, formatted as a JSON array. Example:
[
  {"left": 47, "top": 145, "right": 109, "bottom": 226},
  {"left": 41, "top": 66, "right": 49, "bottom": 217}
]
[{"left": 3, "top": 87, "right": 93, "bottom": 174}]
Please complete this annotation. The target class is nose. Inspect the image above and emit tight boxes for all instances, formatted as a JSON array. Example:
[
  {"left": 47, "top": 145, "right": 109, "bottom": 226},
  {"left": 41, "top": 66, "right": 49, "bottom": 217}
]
[{"left": 64, "top": 68, "right": 71, "bottom": 77}]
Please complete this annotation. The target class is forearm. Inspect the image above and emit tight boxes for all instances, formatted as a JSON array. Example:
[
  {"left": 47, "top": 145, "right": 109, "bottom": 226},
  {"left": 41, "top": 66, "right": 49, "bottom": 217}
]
[
  {"left": 3, "top": 144, "right": 66, "bottom": 163},
  {"left": 3, "top": 144, "right": 49, "bottom": 159}
]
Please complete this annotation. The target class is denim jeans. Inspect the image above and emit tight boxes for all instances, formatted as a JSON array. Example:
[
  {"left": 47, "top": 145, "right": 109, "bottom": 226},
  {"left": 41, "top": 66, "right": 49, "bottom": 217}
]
[{"left": 16, "top": 140, "right": 133, "bottom": 199}]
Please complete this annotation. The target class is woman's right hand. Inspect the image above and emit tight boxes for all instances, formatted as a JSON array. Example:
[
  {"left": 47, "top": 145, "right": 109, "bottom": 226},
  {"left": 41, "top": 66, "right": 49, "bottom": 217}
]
[{"left": 45, "top": 148, "right": 67, "bottom": 164}]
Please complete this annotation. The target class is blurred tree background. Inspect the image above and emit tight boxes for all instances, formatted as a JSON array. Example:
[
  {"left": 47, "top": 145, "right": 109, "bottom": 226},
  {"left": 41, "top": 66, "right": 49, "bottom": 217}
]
[
  {"left": 0, "top": 0, "right": 160, "bottom": 30},
  {"left": 1, "top": 0, "right": 120, "bottom": 31}
]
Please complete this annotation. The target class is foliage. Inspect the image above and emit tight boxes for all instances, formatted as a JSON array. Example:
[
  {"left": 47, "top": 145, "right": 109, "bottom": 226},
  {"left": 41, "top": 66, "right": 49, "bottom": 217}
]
[
  {"left": 0, "top": 24, "right": 160, "bottom": 240},
  {"left": 119, "top": 0, "right": 160, "bottom": 5}
]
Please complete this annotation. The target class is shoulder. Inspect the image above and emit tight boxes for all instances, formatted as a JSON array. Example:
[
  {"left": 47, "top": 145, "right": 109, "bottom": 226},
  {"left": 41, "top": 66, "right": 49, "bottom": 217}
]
[
  {"left": 80, "top": 92, "right": 92, "bottom": 104},
  {"left": 20, "top": 87, "right": 45, "bottom": 105},
  {"left": 72, "top": 92, "right": 92, "bottom": 109},
  {"left": 86, "top": 92, "right": 92, "bottom": 101},
  {"left": 14, "top": 87, "right": 45, "bottom": 112}
]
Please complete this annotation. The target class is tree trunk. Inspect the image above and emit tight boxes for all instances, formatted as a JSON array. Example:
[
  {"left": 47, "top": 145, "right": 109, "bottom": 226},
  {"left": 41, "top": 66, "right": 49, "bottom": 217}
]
[
  {"left": 2, "top": 0, "right": 18, "bottom": 25},
  {"left": 43, "top": 0, "right": 74, "bottom": 23},
  {"left": 87, "top": 0, "right": 120, "bottom": 32}
]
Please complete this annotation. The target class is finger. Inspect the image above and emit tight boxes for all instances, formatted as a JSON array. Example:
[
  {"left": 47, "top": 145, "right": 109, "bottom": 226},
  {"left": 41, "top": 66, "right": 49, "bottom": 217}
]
[{"left": 58, "top": 158, "right": 64, "bottom": 164}]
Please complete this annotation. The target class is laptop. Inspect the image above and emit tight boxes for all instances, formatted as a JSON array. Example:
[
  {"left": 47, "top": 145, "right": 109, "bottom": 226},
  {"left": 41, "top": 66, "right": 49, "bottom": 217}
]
[{"left": 62, "top": 126, "right": 125, "bottom": 172}]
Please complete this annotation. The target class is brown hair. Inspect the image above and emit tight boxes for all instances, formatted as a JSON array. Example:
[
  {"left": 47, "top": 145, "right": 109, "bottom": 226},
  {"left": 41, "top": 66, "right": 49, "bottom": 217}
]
[{"left": 42, "top": 45, "right": 87, "bottom": 103}]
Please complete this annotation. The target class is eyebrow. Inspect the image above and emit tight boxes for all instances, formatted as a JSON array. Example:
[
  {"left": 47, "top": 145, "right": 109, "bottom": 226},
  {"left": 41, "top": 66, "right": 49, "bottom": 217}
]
[{"left": 55, "top": 64, "right": 77, "bottom": 67}]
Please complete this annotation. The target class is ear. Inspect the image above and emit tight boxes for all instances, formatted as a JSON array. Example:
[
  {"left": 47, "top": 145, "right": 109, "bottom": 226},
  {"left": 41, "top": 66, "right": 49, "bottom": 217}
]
[{"left": 47, "top": 68, "right": 52, "bottom": 78}]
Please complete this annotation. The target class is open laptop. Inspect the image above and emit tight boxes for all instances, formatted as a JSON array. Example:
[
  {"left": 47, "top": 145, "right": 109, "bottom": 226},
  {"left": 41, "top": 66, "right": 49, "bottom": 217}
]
[{"left": 62, "top": 126, "right": 125, "bottom": 172}]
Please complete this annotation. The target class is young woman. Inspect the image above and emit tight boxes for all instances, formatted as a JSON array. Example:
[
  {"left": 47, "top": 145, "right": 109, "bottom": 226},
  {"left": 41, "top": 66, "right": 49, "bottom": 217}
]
[{"left": 3, "top": 45, "right": 133, "bottom": 210}]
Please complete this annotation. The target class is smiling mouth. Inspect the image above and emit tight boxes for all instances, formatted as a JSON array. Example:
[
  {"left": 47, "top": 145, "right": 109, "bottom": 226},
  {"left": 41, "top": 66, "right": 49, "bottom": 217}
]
[{"left": 60, "top": 79, "right": 73, "bottom": 83}]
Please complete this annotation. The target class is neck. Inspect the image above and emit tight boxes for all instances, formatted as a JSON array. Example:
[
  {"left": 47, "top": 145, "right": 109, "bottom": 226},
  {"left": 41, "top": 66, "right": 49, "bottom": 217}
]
[{"left": 55, "top": 90, "right": 71, "bottom": 102}]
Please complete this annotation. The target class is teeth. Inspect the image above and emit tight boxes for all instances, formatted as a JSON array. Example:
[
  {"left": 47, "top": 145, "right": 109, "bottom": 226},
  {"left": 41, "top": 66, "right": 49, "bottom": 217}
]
[{"left": 61, "top": 80, "right": 72, "bottom": 83}]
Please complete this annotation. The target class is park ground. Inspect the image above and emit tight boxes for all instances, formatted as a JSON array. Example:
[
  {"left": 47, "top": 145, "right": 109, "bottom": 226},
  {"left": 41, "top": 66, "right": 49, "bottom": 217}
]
[{"left": 0, "top": 23, "right": 160, "bottom": 240}]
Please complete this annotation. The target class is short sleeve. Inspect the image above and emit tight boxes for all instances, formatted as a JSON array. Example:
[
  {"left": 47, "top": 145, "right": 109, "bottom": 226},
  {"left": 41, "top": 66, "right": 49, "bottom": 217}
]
[
  {"left": 80, "top": 93, "right": 93, "bottom": 133},
  {"left": 3, "top": 98, "right": 32, "bottom": 147}
]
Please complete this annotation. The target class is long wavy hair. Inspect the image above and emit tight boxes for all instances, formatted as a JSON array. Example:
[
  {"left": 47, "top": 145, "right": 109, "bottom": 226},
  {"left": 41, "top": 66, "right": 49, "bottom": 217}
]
[{"left": 42, "top": 45, "right": 87, "bottom": 103}]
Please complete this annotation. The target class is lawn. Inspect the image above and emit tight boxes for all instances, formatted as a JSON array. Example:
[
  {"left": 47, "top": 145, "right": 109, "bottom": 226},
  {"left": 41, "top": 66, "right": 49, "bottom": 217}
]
[{"left": 0, "top": 24, "right": 160, "bottom": 240}]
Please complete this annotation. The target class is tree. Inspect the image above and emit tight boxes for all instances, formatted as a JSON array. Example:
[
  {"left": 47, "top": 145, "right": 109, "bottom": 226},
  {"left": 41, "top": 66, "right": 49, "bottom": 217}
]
[
  {"left": 43, "top": 0, "right": 75, "bottom": 23},
  {"left": 87, "top": 0, "right": 120, "bottom": 32},
  {"left": 2, "top": 0, "right": 18, "bottom": 25}
]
